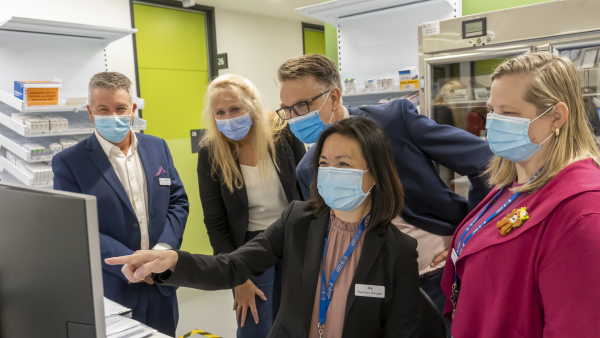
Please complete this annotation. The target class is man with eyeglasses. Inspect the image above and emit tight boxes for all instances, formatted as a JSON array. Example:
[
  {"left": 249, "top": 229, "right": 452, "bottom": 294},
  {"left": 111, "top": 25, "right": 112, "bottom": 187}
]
[
  {"left": 276, "top": 54, "right": 493, "bottom": 322},
  {"left": 51, "top": 72, "right": 189, "bottom": 336}
]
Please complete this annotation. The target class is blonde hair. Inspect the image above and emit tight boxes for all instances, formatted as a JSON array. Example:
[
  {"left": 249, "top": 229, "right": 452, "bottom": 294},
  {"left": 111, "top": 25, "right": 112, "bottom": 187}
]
[
  {"left": 484, "top": 52, "right": 600, "bottom": 193},
  {"left": 200, "top": 74, "right": 286, "bottom": 192}
]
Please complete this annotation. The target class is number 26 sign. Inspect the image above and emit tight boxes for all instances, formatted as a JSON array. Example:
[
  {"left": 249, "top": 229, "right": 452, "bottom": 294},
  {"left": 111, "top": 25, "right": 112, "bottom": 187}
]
[{"left": 216, "top": 53, "right": 228, "bottom": 70}]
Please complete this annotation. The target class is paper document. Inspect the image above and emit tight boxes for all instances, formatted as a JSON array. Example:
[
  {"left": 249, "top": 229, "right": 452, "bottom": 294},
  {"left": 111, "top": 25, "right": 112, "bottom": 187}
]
[
  {"left": 105, "top": 315, "right": 156, "bottom": 338},
  {"left": 104, "top": 297, "right": 131, "bottom": 318}
]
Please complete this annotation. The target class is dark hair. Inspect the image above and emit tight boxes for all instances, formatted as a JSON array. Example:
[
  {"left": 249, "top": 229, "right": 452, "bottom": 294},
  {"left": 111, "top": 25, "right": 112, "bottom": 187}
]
[
  {"left": 309, "top": 117, "right": 404, "bottom": 228},
  {"left": 277, "top": 54, "right": 343, "bottom": 91}
]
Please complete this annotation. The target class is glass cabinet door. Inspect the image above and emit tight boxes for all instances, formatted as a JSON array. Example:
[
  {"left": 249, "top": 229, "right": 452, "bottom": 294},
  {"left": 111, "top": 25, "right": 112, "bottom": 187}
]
[
  {"left": 555, "top": 43, "right": 600, "bottom": 139},
  {"left": 423, "top": 48, "right": 531, "bottom": 197}
]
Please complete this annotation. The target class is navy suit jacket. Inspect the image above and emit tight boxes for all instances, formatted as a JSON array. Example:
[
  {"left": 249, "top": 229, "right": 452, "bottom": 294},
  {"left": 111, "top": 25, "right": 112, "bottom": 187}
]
[
  {"left": 52, "top": 133, "right": 189, "bottom": 310},
  {"left": 297, "top": 99, "right": 494, "bottom": 236}
]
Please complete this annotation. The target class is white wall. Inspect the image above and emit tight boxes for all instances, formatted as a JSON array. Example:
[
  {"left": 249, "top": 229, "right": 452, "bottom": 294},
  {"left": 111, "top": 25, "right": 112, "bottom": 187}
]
[
  {"left": 215, "top": 7, "right": 304, "bottom": 110},
  {"left": 0, "top": 0, "right": 310, "bottom": 110},
  {"left": 0, "top": 0, "right": 138, "bottom": 97}
]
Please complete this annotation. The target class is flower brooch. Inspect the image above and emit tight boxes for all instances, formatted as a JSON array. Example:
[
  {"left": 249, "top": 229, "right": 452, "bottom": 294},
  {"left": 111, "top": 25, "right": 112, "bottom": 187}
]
[{"left": 496, "top": 207, "right": 529, "bottom": 236}]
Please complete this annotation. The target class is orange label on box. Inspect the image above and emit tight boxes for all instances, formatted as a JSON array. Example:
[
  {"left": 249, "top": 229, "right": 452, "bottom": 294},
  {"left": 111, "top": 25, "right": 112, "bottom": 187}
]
[
  {"left": 400, "top": 79, "right": 419, "bottom": 91},
  {"left": 27, "top": 87, "right": 59, "bottom": 106}
]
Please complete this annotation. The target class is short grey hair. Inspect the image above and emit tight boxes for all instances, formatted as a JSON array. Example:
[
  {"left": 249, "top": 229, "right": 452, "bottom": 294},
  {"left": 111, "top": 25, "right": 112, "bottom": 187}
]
[{"left": 88, "top": 72, "right": 133, "bottom": 103}]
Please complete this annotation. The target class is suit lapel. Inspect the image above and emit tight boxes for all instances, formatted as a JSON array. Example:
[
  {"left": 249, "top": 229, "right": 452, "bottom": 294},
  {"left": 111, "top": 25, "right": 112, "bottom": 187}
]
[
  {"left": 87, "top": 133, "right": 135, "bottom": 216},
  {"left": 344, "top": 225, "right": 385, "bottom": 321},
  {"left": 136, "top": 135, "right": 155, "bottom": 219},
  {"left": 302, "top": 210, "right": 329, "bottom": 319}
]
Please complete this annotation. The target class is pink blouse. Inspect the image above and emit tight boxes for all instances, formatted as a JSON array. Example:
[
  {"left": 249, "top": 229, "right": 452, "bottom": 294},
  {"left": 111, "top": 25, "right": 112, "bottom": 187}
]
[{"left": 308, "top": 211, "right": 369, "bottom": 338}]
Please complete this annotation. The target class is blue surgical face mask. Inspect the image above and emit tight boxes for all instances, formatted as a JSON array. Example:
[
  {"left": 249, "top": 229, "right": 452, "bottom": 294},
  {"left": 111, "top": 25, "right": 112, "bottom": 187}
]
[
  {"left": 94, "top": 114, "right": 132, "bottom": 143},
  {"left": 317, "top": 167, "right": 374, "bottom": 212},
  {"left": 486, "top": 105, "right": 555, "bottom": 162},
  {"left": 287, "top": 90, "right": 332, "bottom": 144},
  {"left": 216, "top": 112, "right": 253, "bottom": 141}
]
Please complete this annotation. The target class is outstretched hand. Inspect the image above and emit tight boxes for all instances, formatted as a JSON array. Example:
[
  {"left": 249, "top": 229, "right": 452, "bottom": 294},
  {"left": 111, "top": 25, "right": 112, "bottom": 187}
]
[
  {"left": 234, "top": 279, "right": 267, "bottom": 327},
  {"left": 105, "top": 250, "right": 179, "bottom": 283}
]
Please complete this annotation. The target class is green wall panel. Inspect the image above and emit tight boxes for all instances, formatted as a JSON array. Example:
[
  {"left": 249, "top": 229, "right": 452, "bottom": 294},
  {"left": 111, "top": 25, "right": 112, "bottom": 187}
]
[
  {"left": 134, "top": 4, "right": 208, "bottom": 71},
  {"left": 134, "top": 4, "right": 210, "bottom": 255},
  {"left": 138, "top": 68, "right": 208, "bottom": 140},
  {"left": 324, "top": 23, "right": 338, "bottom": 68},
  {"left": 166, "top": 138, "right": 212, "bottom": 255},
  {"left": 304, "top": 29, "right": 326, "bottom": 56},
  {"left": 463, "top": 0, "right": 550, "bottom": 15}
]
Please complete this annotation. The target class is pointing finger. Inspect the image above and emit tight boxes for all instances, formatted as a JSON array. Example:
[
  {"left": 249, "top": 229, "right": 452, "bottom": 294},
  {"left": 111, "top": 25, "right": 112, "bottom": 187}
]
[{"left": 105, "top": 255, "right": 133, "bottom": 265}]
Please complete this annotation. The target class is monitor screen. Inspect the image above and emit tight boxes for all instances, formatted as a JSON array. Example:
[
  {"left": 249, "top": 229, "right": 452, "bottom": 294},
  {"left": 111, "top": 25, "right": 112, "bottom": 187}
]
[
  {"left": 0, "top": 184, "right": 104, "bottom": 338},
  {"left": 462, "top": 18, "right": 487, "bottom": 39}
]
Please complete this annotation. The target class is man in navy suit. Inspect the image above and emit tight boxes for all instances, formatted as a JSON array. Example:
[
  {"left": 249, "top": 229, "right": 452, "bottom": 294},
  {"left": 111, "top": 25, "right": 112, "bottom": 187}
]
[
  {"left": 52, "top": 72, "right": 189, "bottom": 336},
  {"left": 276, "top": 55, "right": 493, "bottom": 319}
]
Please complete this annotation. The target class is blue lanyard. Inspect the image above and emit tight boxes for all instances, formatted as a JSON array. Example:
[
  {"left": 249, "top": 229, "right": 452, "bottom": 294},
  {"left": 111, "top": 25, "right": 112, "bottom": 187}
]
[
  {"left": 318, "top": 215, "right": 367, "bottom": 326},
  {"left": 453, "top": 171, "right": 541, "bottom": 284}
]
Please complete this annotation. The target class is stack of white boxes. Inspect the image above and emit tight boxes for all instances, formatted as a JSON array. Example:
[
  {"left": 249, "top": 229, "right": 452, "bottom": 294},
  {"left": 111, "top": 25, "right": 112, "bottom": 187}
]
[
  {"left": 11, "top": 113, "right": 69, "bottom": 133},
  {"left": 60, "top": 138, "right": 78, "bottom": 150},
  {"left": 6, "top": 150, "right": 54, "bottom": 185}
]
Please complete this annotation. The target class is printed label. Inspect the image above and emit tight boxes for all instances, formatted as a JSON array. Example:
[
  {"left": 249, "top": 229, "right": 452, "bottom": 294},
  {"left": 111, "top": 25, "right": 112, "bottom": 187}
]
[
  {"left": 355, "top": 284, "right": 385, "bottom": 298},
  {"left": 422, "top": 21, "right": 440, "bottom": 36}
]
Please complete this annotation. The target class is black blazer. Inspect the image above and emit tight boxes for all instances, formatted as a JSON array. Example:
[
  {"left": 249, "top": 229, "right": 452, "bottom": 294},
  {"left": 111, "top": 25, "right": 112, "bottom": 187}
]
[
  {"left": 197, "top": 127, "right": 306, "bottom": 255},
  {"left": 156, "top": 201, "right": 421, "bottom": 338}
]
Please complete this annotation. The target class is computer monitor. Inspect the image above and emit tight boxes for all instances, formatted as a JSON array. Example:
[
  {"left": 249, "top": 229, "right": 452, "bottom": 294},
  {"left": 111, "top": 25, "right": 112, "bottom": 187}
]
[{"left": 0, "top": 183, "right": 105, "bottom": 338}]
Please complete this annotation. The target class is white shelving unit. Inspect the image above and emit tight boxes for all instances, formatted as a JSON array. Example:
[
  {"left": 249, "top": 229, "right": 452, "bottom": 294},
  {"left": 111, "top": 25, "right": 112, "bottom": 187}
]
[
  {"left": 297, "top": 0, "right": 460, "bottom": 26},
  {"left": 0, "top": 103, "right": 147, "bottom": 138},
  {"left": 0, "top": 16, "right": 137, "bottom": 47},
  {"left": 343, "top": 88, "right": 416, "bottom": 97},
  {"left": 0, "top": 89, "right": 145, "bottom": 113},
  {"left": 297, "top": 0, "right": 461, "bottom": 99},
  {"left": 0, "top": 16, "right": 142, "bottom": 188},
  {"left": 0, "top": 156, "right": 52, "bottom": 188},
  {"left": 0, "top": 89, "right": 85, "bottom": 113}
]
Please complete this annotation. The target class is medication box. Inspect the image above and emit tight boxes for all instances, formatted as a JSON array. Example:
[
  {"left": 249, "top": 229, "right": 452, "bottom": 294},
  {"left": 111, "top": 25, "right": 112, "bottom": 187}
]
[
  {"left": 14, "top": 81, "right": 62, "bottom": 107},
  {"left": 398, "top": 67, "right": 418, "bottom": 81}
]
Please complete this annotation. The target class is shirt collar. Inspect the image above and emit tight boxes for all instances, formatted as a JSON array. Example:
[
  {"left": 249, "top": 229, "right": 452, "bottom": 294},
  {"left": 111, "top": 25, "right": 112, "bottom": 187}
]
[{"left": 95, "top": 130, "right": 137, "bottom": 158}]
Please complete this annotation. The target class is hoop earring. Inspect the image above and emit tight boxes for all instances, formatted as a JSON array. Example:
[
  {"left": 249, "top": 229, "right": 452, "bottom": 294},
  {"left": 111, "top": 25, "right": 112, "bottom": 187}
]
[{"left": 555, "top": 128, "right": 560, "bottom": 137}]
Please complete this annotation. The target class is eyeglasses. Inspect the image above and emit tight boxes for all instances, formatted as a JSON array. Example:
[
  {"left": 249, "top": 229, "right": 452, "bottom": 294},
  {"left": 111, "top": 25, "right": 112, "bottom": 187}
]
[{"left": 275, "top": 89, "right": 331, "bottom": 121}]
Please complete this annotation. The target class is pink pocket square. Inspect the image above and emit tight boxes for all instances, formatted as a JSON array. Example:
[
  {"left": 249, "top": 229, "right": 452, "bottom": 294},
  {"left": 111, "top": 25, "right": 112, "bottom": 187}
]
[{"left": 155, "top": 166, "right": 166, "bottom": 176}]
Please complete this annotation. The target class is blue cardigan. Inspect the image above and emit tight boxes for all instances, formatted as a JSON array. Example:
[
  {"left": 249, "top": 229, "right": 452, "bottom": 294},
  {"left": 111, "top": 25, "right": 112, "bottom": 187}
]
[{"left": 296, "top": 99, "right": 493, "bottom": 236}]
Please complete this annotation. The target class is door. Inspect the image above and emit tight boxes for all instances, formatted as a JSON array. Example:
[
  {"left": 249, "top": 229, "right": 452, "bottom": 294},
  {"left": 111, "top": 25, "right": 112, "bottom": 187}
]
[{"left": 134, "top": 3, "right": 211, "bottom": 254}]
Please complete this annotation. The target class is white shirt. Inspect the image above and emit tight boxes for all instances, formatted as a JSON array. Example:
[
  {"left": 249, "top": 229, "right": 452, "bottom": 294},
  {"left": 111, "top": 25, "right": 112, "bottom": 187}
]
[
  {"left": 95, "top": 130, "right": 171, "bottom": 251},
  {"left": 240, "top": 160, "right": 289, "bottom": 232},
  {"left": 392, "top": 216, "right": 451, "bottom": 275}
]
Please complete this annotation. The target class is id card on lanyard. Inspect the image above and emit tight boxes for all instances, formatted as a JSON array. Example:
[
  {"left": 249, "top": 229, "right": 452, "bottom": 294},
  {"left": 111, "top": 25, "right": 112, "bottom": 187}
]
[
  {"left": 317, "top": 214, "right": 368, "bottom": 338},
  {"left": 450, "top": 170, "right": 541, "bottom": 315}
]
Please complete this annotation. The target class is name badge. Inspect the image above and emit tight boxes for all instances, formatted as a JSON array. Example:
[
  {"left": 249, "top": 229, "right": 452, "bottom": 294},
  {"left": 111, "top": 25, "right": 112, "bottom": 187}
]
[
  {"left": 451, "top": 248, "right": 458, "bottom": 265},
  {"left": 159, "top": 178, "right": 171, "bottom": 186},
  {"left": 355, "top": 284, "right": 385, "bottom": 298}
]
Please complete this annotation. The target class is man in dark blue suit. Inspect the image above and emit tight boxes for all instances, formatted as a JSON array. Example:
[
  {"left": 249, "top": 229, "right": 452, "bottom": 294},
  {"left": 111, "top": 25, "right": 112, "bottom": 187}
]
[
  {"left": 52, "top": 72, "right": 189, "bottom": 336},
  {"left": 276, "top": 55, "right": 493, "bottom": 318}
]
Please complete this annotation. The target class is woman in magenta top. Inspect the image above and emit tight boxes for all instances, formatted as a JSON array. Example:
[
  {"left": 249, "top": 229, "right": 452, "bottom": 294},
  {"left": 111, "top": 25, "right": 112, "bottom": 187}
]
[{"left": 441, "top": 52, "right": 600, "bottom": 337}]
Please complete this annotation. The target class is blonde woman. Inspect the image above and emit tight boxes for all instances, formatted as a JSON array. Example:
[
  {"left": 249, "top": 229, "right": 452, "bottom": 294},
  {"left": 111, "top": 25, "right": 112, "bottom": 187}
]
[
  {"left": 441, "top": 52, "right": 600, "bottom": 337},
  {"left": 197, "top": 74, "right": 305, "bottom": 337}
]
